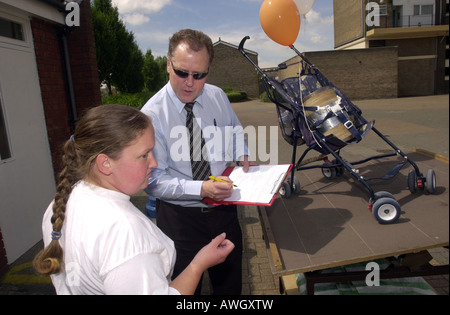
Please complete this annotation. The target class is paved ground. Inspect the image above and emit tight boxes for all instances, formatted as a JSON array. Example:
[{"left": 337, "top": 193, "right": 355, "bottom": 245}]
[
  {"left": 0, "top": 95, "right": 448, "bottom": 295},
  {"left": 232, "top": 95, "right": 449, "bottom": 295}
]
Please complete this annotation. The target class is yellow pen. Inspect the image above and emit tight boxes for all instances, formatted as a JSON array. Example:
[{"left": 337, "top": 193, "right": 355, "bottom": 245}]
[{"left": 209, "top": 176, "right": 238, "bottom": 187}]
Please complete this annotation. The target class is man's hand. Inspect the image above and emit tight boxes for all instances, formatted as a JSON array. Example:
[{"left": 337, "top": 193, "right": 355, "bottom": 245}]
[
  {"left": 200, "top": 176, "right": 234, "bottom": 201},
  {"left": 238, "top": 155, "right": 258, "bottom": 172}
]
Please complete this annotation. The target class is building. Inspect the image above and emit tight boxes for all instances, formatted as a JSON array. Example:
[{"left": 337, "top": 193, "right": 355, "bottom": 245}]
[
  {"left": 208, "top": 39, "right": 260, "bottom": 98},
  {"left": 334, "top": 0, "right": 449, "bottom": 96},
  {"left": 275, "top": 0, "right": 448, "bottom": 99},
  {"left": 0, "top": 0, "right": 101, "bottom": 276},
  {"left": 277, "top": 46, "right": 399, "bottom": 100}
]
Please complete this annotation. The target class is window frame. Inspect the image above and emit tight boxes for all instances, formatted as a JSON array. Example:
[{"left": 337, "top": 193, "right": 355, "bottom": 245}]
[
  {"left": 379, "top": 5, "right": 388, "bottom": 16},
  {"left": 0, "top": 16, "right": 24, "bottom": 41},
  {"left": 414, "top": 4, "right": 434, "bottom": 16},
  {"left": 0, "top": 82, "right": 12, "bottom": 162},
  {"left": 0, "top": 11, "right": 30, "bottom": 50},
  {"left": 421, "top": 5, "right": 434, "bottom": 16}
]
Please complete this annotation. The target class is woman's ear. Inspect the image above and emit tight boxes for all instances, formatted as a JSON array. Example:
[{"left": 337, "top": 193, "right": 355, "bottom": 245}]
[{"left": 95, "top": 153, "right": 113, "bottom": 175}]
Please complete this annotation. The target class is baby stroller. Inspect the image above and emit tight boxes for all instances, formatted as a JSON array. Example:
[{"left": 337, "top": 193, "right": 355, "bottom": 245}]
[{"left": 238, "top": 36, "right": 436, "bottom": 224}]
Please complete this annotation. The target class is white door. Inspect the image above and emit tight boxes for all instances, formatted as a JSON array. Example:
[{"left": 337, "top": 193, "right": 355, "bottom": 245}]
[{"left": 0, "top": 8, "right": 55, "bottom": 263}]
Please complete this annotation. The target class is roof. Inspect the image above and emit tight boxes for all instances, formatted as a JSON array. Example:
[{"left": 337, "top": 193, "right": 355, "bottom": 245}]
[
  {"left": 213, "top": 38, "right": 258, "bottom": 56},
  {"left": 38, "top": 0, "right": 66, "bottom": 10},
  {"left": 366, "top": 25, "right": 449, "bottom": 40}
]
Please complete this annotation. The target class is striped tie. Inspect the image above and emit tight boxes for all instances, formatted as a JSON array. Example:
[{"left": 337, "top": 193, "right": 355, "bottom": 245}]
[{"left": 185, "top": 102, "right": 211, "bottom": 181}]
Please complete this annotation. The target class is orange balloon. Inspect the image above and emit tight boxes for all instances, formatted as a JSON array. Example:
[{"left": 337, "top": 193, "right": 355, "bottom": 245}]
[{"left": 260, "top": 0, "right": 301, "bottom": 46}]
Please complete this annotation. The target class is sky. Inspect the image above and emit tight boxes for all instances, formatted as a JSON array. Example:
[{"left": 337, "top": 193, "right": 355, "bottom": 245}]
[{"left": 111, "top": 0, "right": 335, "bottom": 68}]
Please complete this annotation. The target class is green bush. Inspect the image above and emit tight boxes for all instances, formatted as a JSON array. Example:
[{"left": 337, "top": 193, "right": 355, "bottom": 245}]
[
  {"left": 102, "top": 91, "right": 154, "bottom": 109},
  {"left": 226, "top": 92, "right": 243, "bottom": 102},
  {"left": 221, "top": 86, "right": 234, "bottom": 93},
  {"left": 222, "top": 87, "right": 248, "bottom": 102},
  {"left": 259, "top": 91, "right": 271, "bottom": 103}
]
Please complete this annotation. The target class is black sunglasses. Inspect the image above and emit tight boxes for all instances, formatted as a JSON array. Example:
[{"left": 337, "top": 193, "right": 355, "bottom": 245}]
[{"left": 170, "top": 60, "right": 209, "bottom": 80}]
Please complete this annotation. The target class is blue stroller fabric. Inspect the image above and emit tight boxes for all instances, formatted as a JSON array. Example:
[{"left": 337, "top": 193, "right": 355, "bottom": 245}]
[{"left": 268, "top": 65, "right": 372, "bottom": 154}]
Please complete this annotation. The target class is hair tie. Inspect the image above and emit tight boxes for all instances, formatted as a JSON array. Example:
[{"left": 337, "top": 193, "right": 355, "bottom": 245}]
[
  {"left": 70, "top": 135, "right": 75, "bottom": 142},
  {"left": 51, "top": 230, "right": 62, "bottom": 241}
]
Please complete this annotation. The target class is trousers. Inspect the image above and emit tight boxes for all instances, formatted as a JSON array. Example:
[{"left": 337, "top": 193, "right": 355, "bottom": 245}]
[{"left": 156, "top": 200, "right": 242, "bottom": 295}]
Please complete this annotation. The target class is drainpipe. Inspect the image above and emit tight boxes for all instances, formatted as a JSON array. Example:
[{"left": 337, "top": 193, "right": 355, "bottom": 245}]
[
  {"left": 60, "top": 27, "right": 78, "bottom": 130},
  {"left": 41, "top": 0, "right": 83, "bottom": 129}
]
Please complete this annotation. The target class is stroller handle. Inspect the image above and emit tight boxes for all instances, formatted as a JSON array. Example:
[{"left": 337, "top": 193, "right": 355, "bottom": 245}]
[
  {"left": 240, "top": 35, "right": 316, "bottom": 71},
  {"left": 239, "top": 36, "right": 251, "bottom": 52},
  {"left": 239, "top": 36, "right": 266, "bottom": 78}
]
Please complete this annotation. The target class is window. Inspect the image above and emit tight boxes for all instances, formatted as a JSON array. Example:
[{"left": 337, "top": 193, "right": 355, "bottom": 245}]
[
  {"left": 0, "top": 16, "right": 24, "bottom": 41},
  {"left": 421, "top": 5, "right": 433, "bottom": 16},
  {"left": 0, "top": 87, "right": 12, "bottom": 161},
  {"left": 414, "top": 4, "right": 434, "bottom": 16},
  {"left": 379, "top": 5, "right": 388, "bottom": 16}
]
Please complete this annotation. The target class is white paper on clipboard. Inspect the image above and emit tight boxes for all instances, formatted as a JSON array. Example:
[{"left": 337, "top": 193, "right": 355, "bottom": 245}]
[{"left": 224, "top": 164, "right": 292, "bottom": 205}]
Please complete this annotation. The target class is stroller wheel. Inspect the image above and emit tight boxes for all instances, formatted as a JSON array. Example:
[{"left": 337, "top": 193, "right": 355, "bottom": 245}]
[
  {"left": 425, "top": 169, "right": 436, "bottom": 194},
  {"left": 291, "top": 176, "right": 301, "bottom": 195},
  {"left": 369, "top": 191, "right": 396, "bottom": 205},
  {"left": 279, "top": 181, "right": 292, "bottom": 199},
  {"left": 332, "top": 159, "right": 344, "bottom": 176},
  {"left": 322, "top": 162, "right": 337, "bottom": 179},
  {"left": 407, "top": 170, "right": 418, "bottom": 193},
  {"left": 372, "top": 198, "right": 401, "bottom": 224}
]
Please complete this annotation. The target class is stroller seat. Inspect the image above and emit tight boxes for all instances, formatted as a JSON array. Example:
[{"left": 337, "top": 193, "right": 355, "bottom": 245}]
[
  {"left": 238, "top": 35, "right": 437, "bottom": 224},
  {"left": 274, "top": 74, "right": 373, "bottom": 154}
]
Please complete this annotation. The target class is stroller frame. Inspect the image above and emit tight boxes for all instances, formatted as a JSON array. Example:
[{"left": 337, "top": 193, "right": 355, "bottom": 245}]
[{"left": 238, "top": 36, "right": 436, "bottom": 224}]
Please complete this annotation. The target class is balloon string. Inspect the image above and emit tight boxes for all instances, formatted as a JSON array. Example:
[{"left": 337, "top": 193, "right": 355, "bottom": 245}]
[{"left": 297, "top": 55, "right": 322, "bottom": 149}]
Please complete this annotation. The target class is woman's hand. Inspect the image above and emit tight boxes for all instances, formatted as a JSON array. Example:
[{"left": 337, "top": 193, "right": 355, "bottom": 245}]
[
  {"left": 190, "top": 233, "right": 235, "bottom": 273},
  {"left": 170, "top": 233, "right": 235, "bottom": 295}
]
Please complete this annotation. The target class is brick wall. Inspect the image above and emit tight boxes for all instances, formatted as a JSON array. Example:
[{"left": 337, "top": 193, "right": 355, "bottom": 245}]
[
  {"left": 31, "top": 17, "right": 72, "bottom": 177},
  {"left": 279, "top": 47, "right": 398, "bottom": 100},
  {"left": 209, "top": 42, "right": 260, "bottom": 98},
  {"left": 334, "top": 0, "right": 364, "bottom": 48},
  {"left": 67, "top": 1, "right": 101, "bottom": 112},
  {"left": 0, "top": 227, "right": 7, "bottom": 278},
  {"left": 387, "top": 37, "right": 446, "bottom": 97},
  {"left": 31, "top": 1, "right": 101, "bottom": 178}
]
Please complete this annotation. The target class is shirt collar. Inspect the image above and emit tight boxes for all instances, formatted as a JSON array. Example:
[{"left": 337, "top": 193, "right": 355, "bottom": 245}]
[{"left": 167, "top": 83, "right": 205, "bottom": 114}]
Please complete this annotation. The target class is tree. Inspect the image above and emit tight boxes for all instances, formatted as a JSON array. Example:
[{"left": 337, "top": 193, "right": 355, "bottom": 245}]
[
  {"left": 155, "top": 56, "right": 169, "bottom": 89},
  {"left": 91, "top": 0, "right": 143, "bottom": 94},
  {"left": 142, "top": 50, "right": 159, "bottom": 92},
  {"left": 113, "top": 29, "right": 144, "bottom": 93},
  {"left": 142, "top": 51, "right": 169, "bottom": 92}
]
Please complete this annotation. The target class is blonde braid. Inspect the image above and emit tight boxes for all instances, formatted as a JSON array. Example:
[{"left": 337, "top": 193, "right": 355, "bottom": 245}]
[{"left": 33, "top": 139, "right": 81, "bottom": 275}]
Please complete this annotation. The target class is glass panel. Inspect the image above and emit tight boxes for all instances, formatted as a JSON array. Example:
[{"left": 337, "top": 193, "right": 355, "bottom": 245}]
[
  {"left": 0, "top": 16, "right": 24, "bottom": 41},
  {"left": 421, "top": 5, "right": 433, "bottom": 15}
]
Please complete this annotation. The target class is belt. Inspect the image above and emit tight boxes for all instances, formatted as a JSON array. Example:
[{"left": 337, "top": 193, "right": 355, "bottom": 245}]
[
  {"left": 200, "top": 207, "right": 214, "bottom": 213},
  {"left": 158, "top": 199, "right": 215, "bottom": 214}
]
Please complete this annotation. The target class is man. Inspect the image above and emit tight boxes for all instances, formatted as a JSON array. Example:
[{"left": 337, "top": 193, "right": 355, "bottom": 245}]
[{"left": 141, "top": 29, "right": 255, "bottom": 295}]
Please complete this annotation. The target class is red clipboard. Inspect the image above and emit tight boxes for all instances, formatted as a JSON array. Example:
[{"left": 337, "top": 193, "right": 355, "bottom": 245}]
[{"left": 203, "top": 164, "right": 293, "bottom": 207}]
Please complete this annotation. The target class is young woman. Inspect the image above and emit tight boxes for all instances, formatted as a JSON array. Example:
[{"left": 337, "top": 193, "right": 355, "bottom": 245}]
[{"left": 33, "top": 104, "right": 234, "bottom": 295}]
